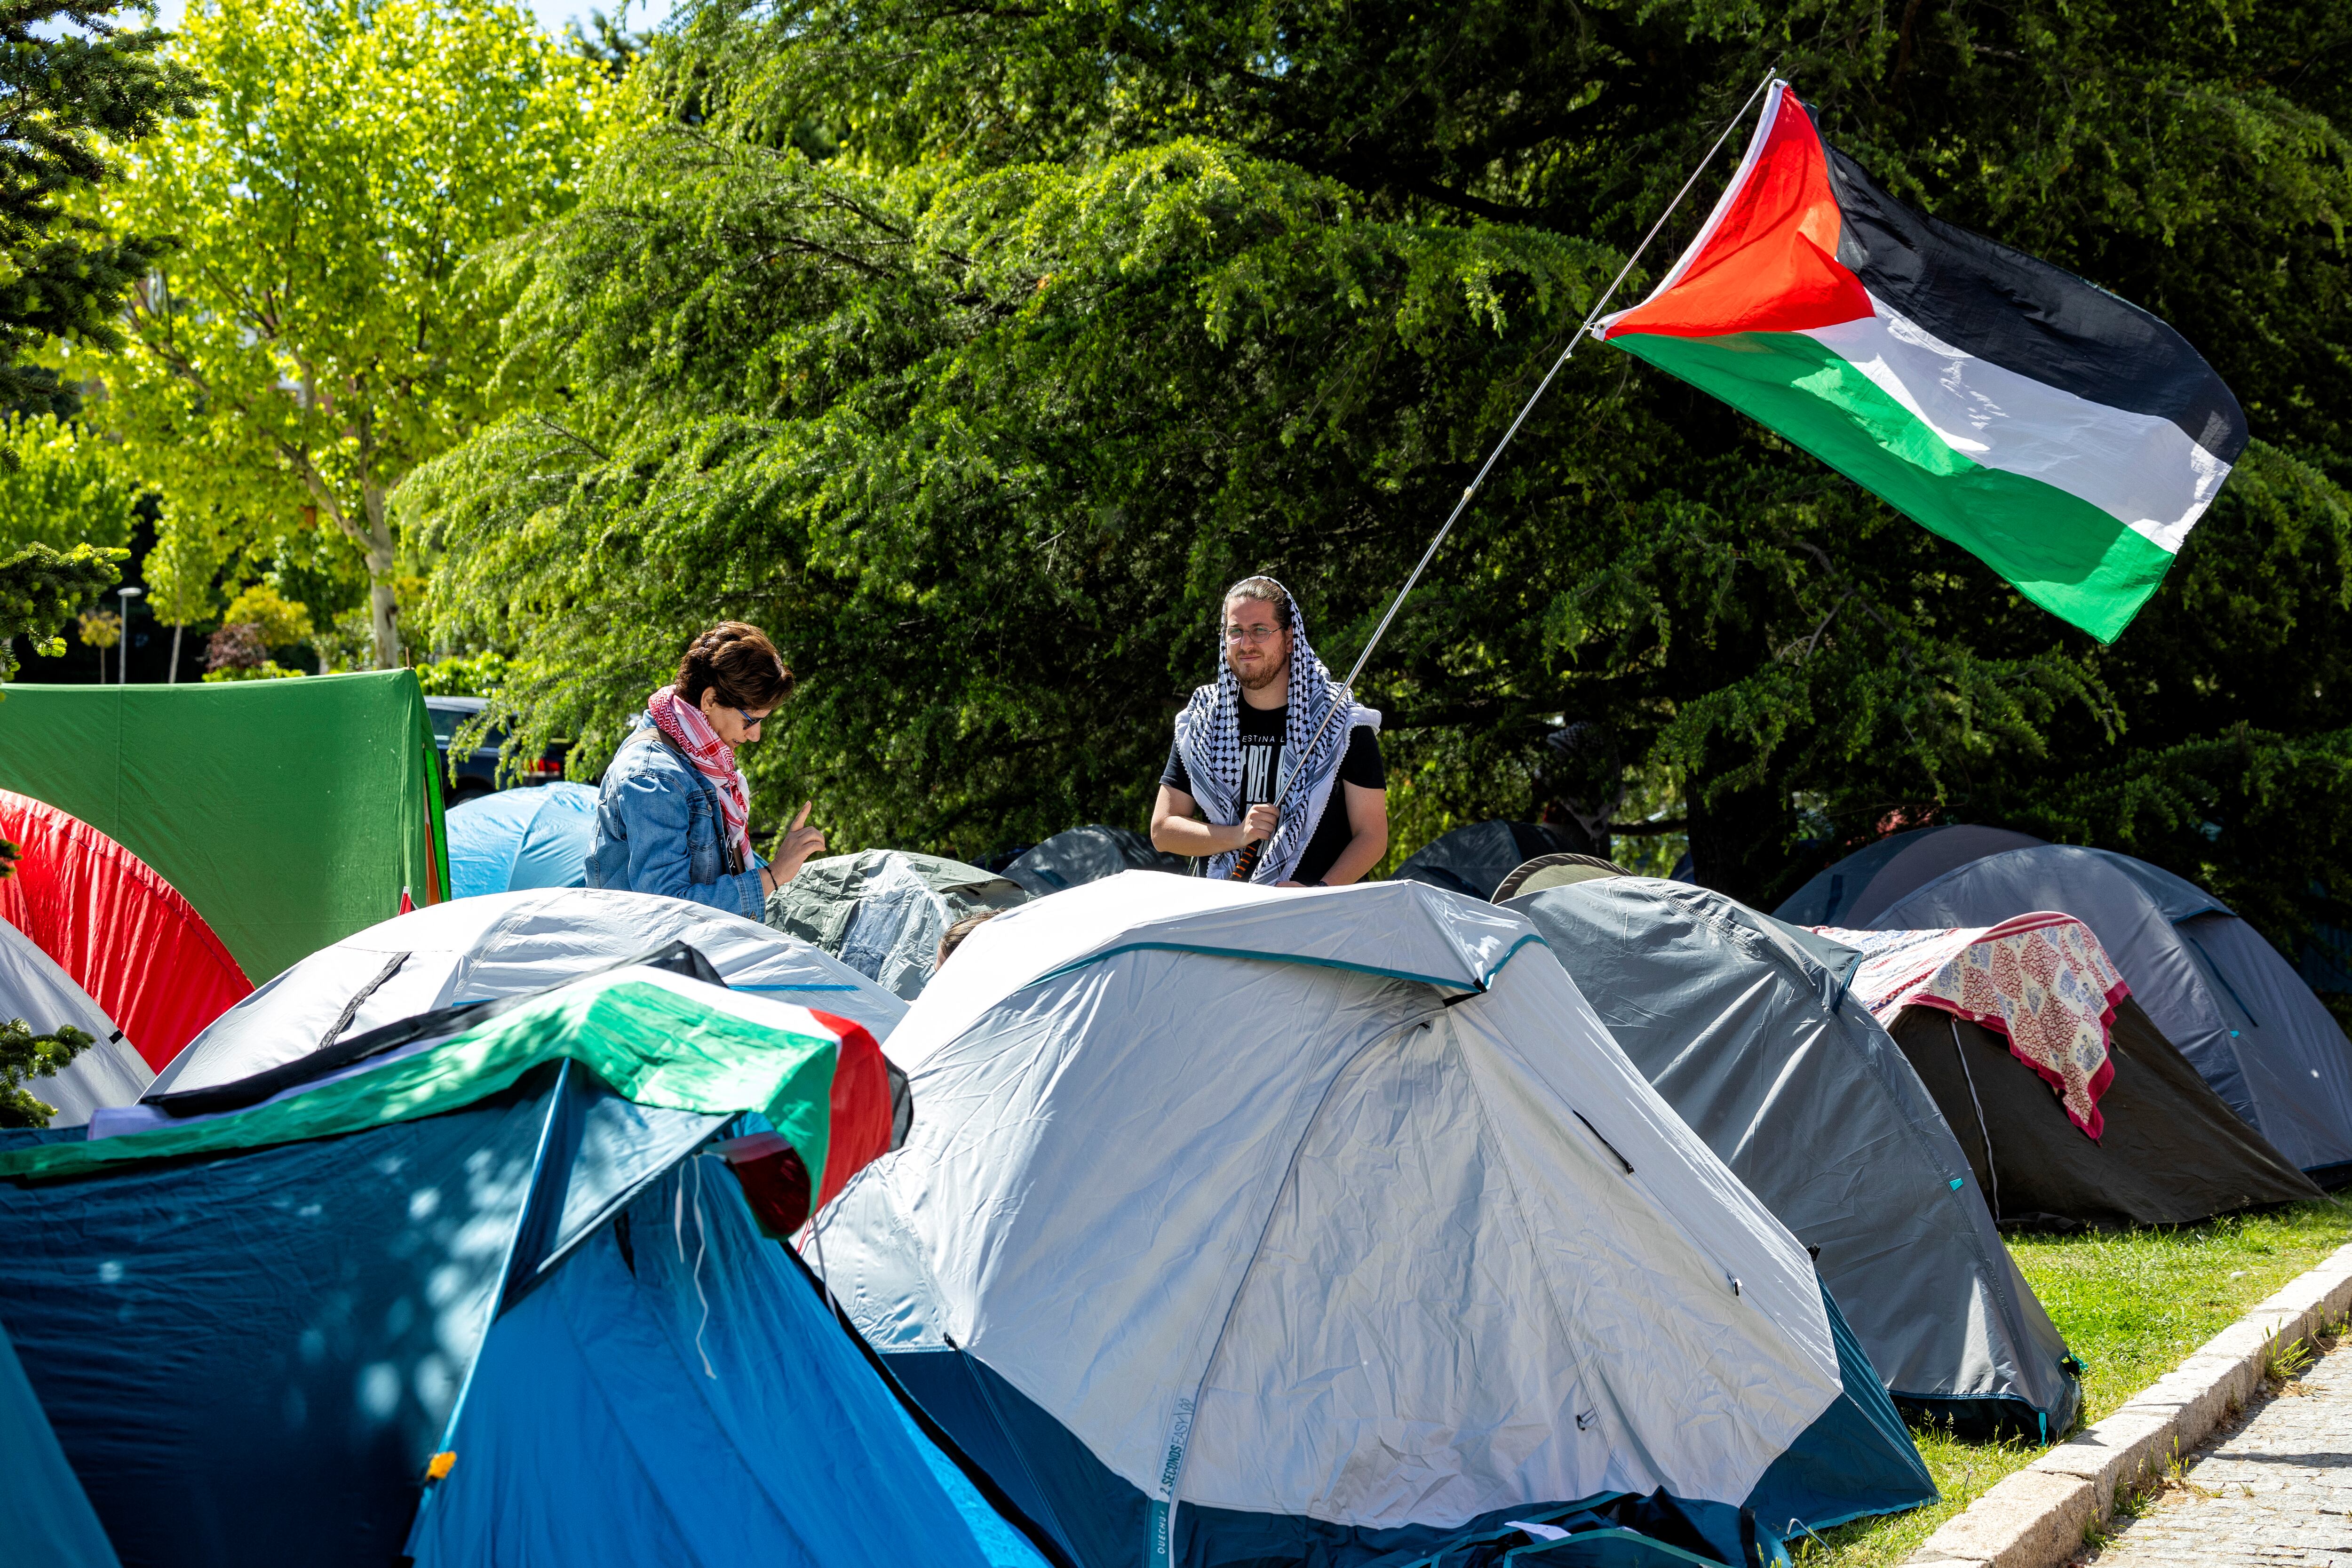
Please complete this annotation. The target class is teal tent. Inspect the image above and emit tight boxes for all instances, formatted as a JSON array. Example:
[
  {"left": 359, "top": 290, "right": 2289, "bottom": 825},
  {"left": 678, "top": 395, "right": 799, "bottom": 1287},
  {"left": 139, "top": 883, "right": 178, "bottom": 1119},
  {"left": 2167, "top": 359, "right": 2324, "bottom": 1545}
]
[
  {"left": 0, "top": 1318, "right": 118, "bottom": 1568},
  {"left": 0, "top": 961, "right": 1053, "bottom": 1568}
]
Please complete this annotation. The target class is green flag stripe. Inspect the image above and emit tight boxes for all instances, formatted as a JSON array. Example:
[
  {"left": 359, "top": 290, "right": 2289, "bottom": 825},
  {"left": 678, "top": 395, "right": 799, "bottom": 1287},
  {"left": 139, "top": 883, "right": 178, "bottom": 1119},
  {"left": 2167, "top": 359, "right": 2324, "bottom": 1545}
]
[
  {"left": 1616, "top": 329, "right": 2178, "bottom": 643},
  {"left": 0, "top": 978, "right": 841, "bottom": 1183}
]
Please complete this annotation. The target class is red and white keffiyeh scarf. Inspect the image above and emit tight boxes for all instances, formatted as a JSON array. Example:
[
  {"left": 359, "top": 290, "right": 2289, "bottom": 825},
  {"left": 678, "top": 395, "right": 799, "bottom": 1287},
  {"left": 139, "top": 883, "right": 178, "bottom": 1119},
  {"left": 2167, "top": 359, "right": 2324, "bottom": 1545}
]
[{"left": 648, "top": 684, "right": 752, "bottom": 866}]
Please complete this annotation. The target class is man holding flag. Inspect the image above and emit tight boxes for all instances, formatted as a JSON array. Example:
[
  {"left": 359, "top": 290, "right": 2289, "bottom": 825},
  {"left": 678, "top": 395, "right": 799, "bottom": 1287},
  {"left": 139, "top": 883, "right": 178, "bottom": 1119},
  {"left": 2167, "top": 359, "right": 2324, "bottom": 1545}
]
[{"left": 1151, "top": 576, "right": 1389, "bottom": 887}]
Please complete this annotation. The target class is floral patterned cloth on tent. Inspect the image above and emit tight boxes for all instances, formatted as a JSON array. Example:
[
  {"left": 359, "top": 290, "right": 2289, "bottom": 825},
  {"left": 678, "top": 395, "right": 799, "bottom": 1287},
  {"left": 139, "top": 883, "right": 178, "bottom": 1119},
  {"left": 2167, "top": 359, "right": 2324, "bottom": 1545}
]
[{"left": 1818, "top": 912, "right": 2128, "bottom": 1140}]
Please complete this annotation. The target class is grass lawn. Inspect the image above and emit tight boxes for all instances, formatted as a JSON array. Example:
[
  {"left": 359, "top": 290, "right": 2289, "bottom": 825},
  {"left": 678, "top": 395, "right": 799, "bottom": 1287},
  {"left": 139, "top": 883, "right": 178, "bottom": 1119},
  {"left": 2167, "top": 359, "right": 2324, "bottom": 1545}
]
[{"left": 1791, "top": 1193, "right": 2352, "bottom": 1566}]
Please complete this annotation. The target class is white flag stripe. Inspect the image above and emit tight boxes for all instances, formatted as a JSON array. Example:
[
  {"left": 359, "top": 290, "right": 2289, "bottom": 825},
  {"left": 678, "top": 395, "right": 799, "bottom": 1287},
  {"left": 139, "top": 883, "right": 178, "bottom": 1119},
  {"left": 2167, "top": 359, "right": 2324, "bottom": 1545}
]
[{"left": 1802, "top": 294, "right": 2231, "bottom": 554}]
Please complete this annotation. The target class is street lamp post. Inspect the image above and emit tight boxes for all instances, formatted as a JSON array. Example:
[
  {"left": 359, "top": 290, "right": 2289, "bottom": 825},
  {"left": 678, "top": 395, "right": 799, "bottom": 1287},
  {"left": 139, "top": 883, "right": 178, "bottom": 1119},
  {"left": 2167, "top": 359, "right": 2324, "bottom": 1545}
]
[{"left": 117, "top": 586, "right": 142, "bottom": 687}]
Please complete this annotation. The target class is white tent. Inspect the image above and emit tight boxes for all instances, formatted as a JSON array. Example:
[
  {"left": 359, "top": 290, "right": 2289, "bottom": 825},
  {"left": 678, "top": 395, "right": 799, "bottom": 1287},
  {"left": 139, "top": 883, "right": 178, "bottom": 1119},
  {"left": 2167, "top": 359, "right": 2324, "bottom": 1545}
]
[
  {"left": 147, "top": 888, "right": 905, "bottom": 1100},
  {"left": 823, "top": 874, "right": 1932, "bottom": 1567},
  {"left": 0, "top": 919, "right": 150, "bottom": 1126}
]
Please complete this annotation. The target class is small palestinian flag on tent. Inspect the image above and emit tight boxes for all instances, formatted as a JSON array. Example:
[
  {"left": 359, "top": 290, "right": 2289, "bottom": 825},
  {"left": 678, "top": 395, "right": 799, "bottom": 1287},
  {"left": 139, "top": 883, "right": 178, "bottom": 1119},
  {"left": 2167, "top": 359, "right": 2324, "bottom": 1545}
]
[{"left": 1596, "top": 81, "right": 2247, "bottom": 642}]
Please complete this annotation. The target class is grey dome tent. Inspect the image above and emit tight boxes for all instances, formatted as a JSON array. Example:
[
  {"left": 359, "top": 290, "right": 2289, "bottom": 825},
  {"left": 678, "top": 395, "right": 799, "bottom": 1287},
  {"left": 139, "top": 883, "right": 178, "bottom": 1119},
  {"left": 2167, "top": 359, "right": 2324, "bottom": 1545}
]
[
  {"left": 1503, "top": 874, "right": 2080, "bottom": 1441},
  {"left": 1776, "top": 826, "right": 2047, "bottom": 928},
  {"left": 1852, "top": 845, "right": 2352, "bottom": 1175},
  {"left": 824, "top": 873, "right": 1935, "bottom": 1567},
  {"left": 767, "top": 849, "right": 1029, "bottom": 999},
  {"left": 1391, "top": 820, "right": 1589, "bottom": 900},
  {"left": 1000, "top": 826, "right": 1183, "bottom": 897},
  {"left": 1828, "top": 917, "right": 2321, "bottom": 1228}
]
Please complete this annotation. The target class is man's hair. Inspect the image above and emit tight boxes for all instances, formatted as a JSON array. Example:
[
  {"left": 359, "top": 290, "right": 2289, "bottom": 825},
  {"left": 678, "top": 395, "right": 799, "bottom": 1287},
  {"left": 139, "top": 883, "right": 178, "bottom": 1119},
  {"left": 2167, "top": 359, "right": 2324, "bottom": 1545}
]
[
  {"left": 677, "top": 622, "right": 794, "bottom": 709},
  {"left": 1223, "top": 575, "right": 1292, "bottom": 628},
  {"left": 937, "top": 908, "right": 1003, "bottom": 967}
]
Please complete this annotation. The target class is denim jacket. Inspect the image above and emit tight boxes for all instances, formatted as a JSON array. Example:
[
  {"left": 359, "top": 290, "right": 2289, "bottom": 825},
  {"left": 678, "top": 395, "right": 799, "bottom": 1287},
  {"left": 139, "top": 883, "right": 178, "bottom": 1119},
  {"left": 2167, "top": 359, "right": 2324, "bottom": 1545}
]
[{"left": 585, "top": 717, "right": 768, "bottom": 919}]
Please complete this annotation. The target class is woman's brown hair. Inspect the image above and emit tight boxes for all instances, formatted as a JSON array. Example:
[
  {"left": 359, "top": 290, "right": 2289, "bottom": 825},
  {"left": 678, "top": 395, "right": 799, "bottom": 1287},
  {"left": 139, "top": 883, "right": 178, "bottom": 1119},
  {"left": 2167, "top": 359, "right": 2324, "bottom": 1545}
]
[{"left": 677, "top": 622, "right": 794, "bottom": 709}]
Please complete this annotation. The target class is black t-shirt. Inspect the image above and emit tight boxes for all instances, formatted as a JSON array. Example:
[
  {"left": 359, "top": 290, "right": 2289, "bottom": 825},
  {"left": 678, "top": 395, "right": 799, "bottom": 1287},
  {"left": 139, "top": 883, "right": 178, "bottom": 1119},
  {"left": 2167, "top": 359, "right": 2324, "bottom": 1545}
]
[{"left": 1161, "top": 701, "right": 1385, "bottom": 885}]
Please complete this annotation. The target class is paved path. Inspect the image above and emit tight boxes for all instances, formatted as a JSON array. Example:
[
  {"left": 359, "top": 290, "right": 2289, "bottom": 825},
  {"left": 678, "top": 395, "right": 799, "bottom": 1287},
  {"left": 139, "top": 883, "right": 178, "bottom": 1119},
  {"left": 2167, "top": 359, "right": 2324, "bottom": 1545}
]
[{"left": 2087, "top": 1333, "right": 2352, "bottom": 1567}]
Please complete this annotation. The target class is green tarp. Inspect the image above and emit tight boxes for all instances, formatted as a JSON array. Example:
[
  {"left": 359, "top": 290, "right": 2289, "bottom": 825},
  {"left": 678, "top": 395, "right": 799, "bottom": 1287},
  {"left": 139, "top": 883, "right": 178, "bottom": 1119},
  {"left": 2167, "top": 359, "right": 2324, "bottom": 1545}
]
[{"left": 0, "top": 672, "right": 449, "bottom": 984}]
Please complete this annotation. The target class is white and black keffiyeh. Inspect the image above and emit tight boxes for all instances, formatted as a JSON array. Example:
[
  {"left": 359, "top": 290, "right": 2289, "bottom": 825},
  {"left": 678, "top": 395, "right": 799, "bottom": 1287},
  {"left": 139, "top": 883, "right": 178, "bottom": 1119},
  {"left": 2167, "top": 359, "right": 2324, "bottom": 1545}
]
[{"left": 1173, "top": 580, "right": 1379, "bottom": 884}]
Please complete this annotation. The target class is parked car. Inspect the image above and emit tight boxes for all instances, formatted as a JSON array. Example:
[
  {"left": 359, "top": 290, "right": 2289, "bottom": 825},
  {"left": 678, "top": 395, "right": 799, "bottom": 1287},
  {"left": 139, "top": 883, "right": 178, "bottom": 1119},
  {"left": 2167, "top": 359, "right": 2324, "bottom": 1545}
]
[{"left": 425, "top": 696, "right": 572, "bottom": 806}]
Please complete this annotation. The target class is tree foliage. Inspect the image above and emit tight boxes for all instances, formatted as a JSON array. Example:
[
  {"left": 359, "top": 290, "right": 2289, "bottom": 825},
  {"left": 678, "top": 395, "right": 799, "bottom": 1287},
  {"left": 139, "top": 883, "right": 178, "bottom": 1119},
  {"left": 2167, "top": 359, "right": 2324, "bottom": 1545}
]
[
  {"left": 0, "top": 536, "right": 116, "bottom": 681},
  {"left": 415, "top": 0, "right": 2352, "bottom": 960},
  {"left": 0, "top": 410, "right": 140, "bottom": 553},
  {"left": 0, "top": 0, "right": 202, "bottom": 417},
  {"left": 57, "top": 0, "right": 613, "bottom": 668},
  {"left": 0, "top": 1016, "right": 92, "bottom": 1128}
]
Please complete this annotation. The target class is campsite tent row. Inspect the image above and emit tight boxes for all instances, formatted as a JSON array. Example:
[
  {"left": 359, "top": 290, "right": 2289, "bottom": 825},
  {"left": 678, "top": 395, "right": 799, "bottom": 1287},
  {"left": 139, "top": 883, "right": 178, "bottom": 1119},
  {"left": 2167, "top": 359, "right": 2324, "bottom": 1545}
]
[
  {"left": 11, "top": 808, "right": 2280, "bottom": 1552},
  {"left": 1402, "top": 815, "right": 2352, "bottom": 1194},
  {"left": 2, "top": 673, "right": 2335, "bottom": 1565},
  {"left": 7, "top": 875, "right": 1947, "bottom": 1568}
]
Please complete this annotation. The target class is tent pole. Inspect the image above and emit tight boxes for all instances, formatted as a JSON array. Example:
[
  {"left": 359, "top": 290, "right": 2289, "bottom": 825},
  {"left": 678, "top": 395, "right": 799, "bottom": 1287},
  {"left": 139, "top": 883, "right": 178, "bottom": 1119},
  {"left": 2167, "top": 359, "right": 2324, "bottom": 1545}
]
[{"left": 1230, "top": 66, "right": 1779, "bottom": 880}]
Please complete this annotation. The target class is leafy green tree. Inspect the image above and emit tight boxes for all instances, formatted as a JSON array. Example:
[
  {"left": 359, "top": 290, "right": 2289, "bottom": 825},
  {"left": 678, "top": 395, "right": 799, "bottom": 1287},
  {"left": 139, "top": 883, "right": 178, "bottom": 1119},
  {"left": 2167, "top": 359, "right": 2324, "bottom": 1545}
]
[
  {"left": 57, "top": 0, "right": 613, "bottom": 669},
  {"left": 143, "top": 516, "right": 225, "bottom": 680},
  {"left": 221, "top": 581, "right": 312, "bottom": 650},
  {"left": 0, "top": 412, "right": 141, "bottom": 555},
  {"left": 74, "top": 601, "right": 114, "bottom": 678},
  {"left": 0, "top": 0, "right": 202, "bottom": 420},
  {"left": 415, "top": 650, "right": 509, "bottom": 696},
  {"left": 416, "top": 0, "right": 2352, "bottom": 968}
]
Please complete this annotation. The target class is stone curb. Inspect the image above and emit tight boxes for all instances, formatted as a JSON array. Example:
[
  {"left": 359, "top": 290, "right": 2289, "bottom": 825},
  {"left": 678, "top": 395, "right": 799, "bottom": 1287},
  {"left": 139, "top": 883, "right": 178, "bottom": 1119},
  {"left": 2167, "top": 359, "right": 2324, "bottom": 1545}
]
[{"left": 1901, "top": 1238, "right": 2352, "bottom": 1568}]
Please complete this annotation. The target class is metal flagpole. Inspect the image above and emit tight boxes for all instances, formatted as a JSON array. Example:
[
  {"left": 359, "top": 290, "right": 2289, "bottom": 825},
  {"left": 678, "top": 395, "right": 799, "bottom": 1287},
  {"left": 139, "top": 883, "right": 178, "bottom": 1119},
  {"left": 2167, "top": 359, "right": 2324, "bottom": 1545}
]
[{"left": 1229, "top": 68, "right": 1782, "bottom": 882}]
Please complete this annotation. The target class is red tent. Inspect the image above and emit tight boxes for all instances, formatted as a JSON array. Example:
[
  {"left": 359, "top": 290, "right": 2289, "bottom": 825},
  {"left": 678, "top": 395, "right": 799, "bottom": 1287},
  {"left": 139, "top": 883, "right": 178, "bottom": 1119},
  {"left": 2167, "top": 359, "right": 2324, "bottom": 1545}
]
[{"left": 0, "top": 792, "right": 252, "bottom": 1070}]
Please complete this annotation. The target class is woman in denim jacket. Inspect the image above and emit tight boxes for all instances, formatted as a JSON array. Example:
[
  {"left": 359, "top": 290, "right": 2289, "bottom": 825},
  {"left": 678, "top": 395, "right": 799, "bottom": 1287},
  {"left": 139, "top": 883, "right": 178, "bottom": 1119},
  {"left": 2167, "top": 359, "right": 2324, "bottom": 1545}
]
[{"left": 587, "top": 623, "right": 826, "bottom": 918}]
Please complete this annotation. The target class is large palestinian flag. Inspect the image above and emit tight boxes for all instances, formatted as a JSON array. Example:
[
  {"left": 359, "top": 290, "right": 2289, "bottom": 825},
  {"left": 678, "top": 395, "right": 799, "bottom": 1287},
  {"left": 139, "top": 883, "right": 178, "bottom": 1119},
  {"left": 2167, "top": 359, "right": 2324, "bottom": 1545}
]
[{"left": 1597, "top": 81, "right": 2247, "bottom": 642}]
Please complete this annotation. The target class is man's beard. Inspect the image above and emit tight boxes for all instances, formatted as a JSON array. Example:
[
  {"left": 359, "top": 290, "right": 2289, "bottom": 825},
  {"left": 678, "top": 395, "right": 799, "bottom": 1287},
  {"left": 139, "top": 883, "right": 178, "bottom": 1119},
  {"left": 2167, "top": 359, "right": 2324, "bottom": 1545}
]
[{"left": 1232, "top": 650, "right": 1287, "bottom": 693}]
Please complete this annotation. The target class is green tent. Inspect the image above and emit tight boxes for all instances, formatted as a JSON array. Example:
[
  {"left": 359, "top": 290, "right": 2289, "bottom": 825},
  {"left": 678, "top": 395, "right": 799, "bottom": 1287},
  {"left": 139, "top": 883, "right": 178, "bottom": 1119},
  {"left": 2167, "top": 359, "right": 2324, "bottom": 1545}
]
[{"left": 0, "top": 672, "right": 449, "bottom": 984}]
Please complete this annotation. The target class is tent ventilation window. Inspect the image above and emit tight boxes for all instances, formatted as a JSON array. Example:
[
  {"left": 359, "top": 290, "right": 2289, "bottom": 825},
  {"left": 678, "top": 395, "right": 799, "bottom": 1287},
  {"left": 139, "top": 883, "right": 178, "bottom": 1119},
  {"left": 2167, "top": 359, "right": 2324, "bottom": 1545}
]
[{"left": 1950, "top": 1015, "right": 2000, "bottom": 1223}]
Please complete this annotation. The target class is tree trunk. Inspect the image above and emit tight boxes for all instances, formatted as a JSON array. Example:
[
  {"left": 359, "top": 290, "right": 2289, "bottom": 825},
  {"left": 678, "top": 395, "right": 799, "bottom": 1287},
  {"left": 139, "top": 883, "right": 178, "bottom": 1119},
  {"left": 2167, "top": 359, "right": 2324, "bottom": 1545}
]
[
  {"left": 169, "top": 622, "right": 182, "bottom": 683},
  {"left": 360, "top": 481, "right": 402, "bottom": 669}
]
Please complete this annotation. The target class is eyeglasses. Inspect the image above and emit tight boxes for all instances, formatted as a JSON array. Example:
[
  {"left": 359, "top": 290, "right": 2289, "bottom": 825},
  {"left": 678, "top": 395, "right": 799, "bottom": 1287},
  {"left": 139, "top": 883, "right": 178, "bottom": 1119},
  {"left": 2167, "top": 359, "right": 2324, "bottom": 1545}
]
[
  {"left": 1223, "top": 623, "right": 1284, "bottom": 644},
  {"left": 734, "top": 707, "right": 771, "bottom": 732}
]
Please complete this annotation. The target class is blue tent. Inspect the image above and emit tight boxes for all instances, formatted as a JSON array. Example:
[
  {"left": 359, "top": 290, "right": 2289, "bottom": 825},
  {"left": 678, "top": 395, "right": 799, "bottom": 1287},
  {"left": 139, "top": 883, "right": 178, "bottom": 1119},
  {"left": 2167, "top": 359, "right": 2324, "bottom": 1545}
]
[
  {"left": 445, "top": 781, "right": 598, "bottom": 899},
  {"left": 0, "top": 1065, "right": 1053, "bottom": 1567},
  {"left": 0, "top": 1315, "right": 118, "bottom": 1568}
]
